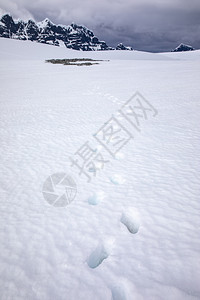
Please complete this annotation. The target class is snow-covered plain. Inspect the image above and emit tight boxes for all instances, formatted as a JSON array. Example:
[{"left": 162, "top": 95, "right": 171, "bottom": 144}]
[{"left": 0, "top": 37, "right": 200, "bottom": 300}]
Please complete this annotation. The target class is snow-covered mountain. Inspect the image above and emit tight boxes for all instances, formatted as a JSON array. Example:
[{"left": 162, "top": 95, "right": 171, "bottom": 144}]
[
  {"left": 172, "top": 43, "right": 194, "bottom": 52},
  {"left": 0, "top": 14, "right": 132, "bottom": 51}
]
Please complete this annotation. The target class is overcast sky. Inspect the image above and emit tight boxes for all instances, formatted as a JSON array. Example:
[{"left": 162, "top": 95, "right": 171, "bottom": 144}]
[{"left": 0, "top": 0, "right": 200, "bottom": 52}]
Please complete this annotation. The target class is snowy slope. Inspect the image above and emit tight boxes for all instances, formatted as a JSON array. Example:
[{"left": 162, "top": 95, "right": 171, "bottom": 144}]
[{"left": 0, "top": 38, "right": 200, "bottom": 300}]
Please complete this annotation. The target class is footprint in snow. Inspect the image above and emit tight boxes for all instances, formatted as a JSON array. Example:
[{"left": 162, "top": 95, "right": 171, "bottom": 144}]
[
  {"left": 110, "top": 174, "right": 125, "bottom": 185},
  {"left": 120, "top": 208, "right": 140, "bottom": 234},
  {"left": 115, "top": 152, "right": 125, "bottom": 160},
  {"left": 87, "top": 238, "right": 115, "bottom": 269},
  {"left": 111, "top": 285, "right": 128, "bottom": 300},
  {"left": 88, "top": 191, "right": 105, "bottom": 205}
]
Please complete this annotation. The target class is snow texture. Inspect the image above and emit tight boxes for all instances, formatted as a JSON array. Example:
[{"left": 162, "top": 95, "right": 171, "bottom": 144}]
[{"left": 0, "top": 37, "right": 200, "bottom": 300}]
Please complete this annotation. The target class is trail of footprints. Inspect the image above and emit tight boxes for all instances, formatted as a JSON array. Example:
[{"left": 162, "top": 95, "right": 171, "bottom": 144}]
[
  {"left": 87, "top": 204, "right": 140, "bottom": 270},
  {"left": 87, "top": 175, "right": 140, "bottom": 300},
  {"left": 84, "top": 86, "right": 122, "bottom": 105}
]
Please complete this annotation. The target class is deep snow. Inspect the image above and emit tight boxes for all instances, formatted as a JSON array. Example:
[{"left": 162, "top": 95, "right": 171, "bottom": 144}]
[{"left": 0, "top": 38, "right": 200, "bottom": 300}]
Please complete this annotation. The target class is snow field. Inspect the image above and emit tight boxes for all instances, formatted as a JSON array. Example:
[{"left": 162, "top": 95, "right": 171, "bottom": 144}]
[{"left": 0, "top": 38, "right": 200, "bottom": 299}]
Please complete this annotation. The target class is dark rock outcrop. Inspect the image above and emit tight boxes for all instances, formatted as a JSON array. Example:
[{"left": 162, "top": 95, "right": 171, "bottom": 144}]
[
  {"left": 116, "top": 43, "right": 133, "bottom": 50},
  {"left": 172, "top": 43, "right": 194, "bottom": 52}
]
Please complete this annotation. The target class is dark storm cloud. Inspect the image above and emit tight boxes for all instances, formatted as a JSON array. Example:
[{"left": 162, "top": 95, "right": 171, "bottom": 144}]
[{"left": 0, "top": 0, "right": 200, "bottom": 52}]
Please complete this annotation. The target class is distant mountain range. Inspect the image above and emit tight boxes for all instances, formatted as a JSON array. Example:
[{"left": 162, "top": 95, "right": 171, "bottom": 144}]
[{"left": 0, "top": 14, "right": 133, "bottom": 51}]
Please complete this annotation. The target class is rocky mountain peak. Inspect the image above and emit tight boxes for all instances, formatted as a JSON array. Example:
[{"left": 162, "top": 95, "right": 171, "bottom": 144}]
[{"left": 0, "top": 14, "right": 133, "bottom": 51}]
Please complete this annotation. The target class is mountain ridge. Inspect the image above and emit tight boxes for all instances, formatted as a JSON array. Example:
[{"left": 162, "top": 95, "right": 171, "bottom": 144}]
[{"left": 0, "top": 14, "right": 133, "bottom": 51}]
